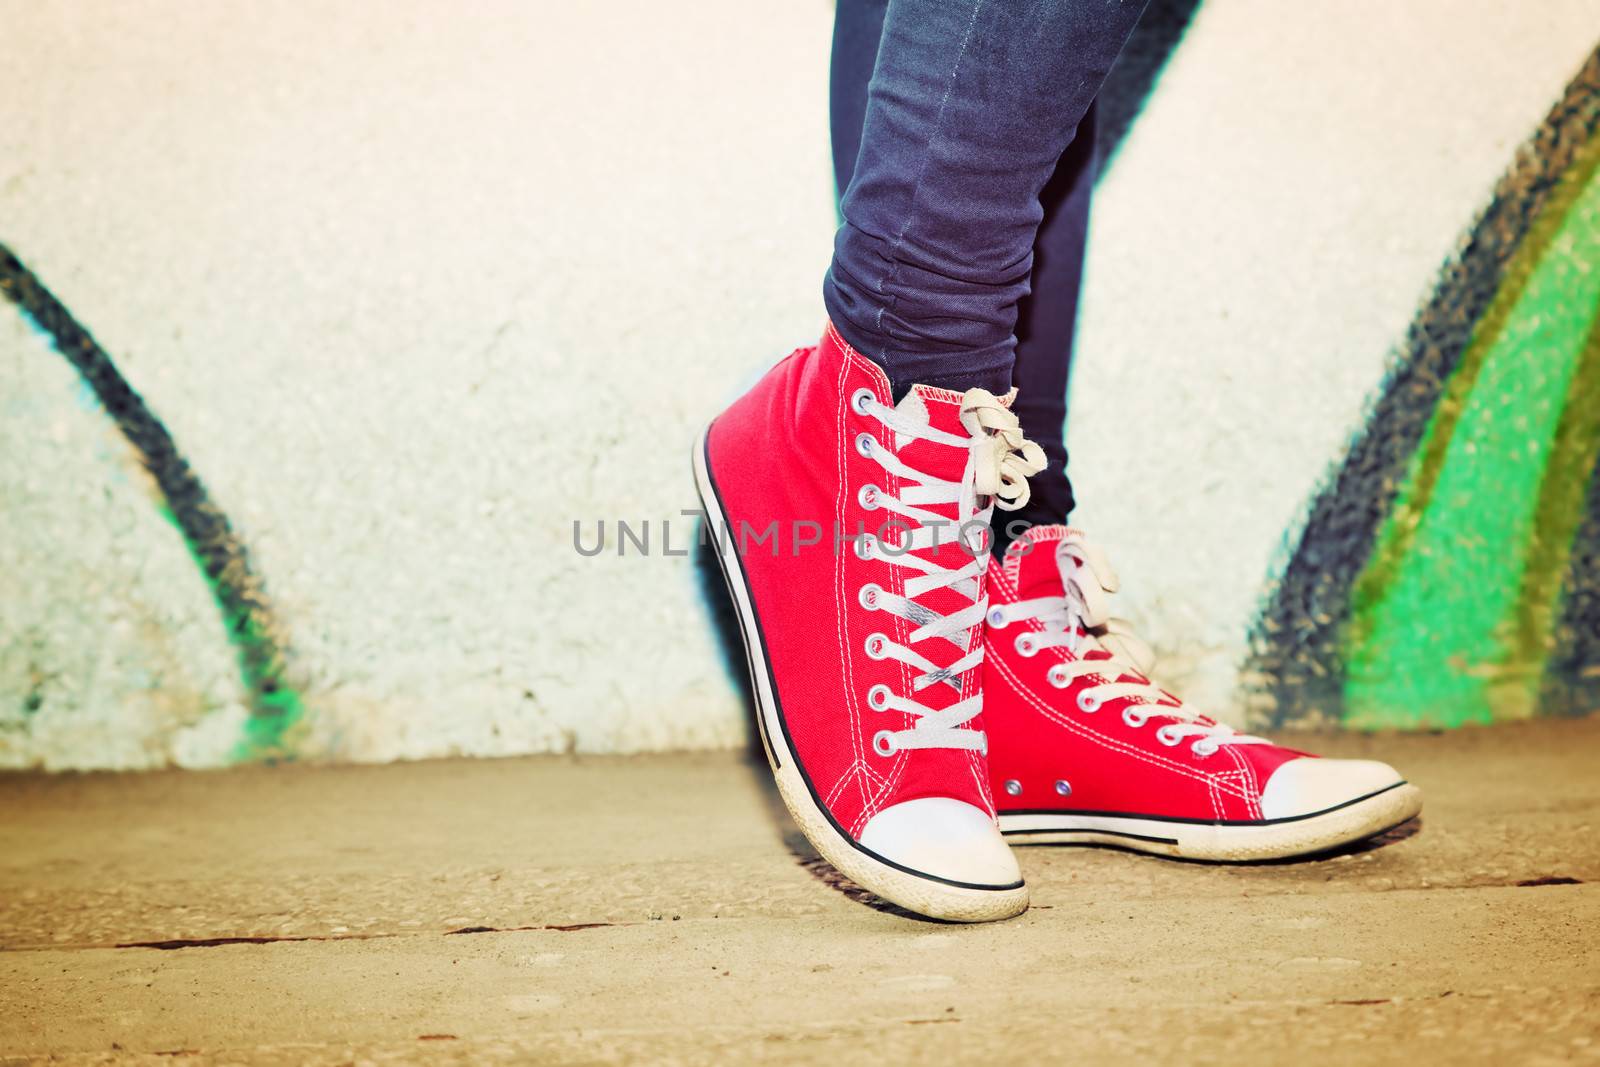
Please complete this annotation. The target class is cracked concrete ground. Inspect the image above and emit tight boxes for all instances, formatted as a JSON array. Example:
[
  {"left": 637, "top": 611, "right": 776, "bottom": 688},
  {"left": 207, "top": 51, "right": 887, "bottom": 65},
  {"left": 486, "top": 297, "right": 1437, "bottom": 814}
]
[{"left": 2, "top": 716, "right": 1597, "bottom": 1064}]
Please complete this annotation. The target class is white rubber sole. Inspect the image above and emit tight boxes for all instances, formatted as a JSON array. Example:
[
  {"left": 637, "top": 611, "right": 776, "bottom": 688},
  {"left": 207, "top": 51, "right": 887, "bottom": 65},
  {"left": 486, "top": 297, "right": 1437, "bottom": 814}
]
[
  {"left": 998, "top": 781, "right": 1423, "bottom": 862},
  {"left": 693, "top": 426, "right": 1028, "bottom": 922}
]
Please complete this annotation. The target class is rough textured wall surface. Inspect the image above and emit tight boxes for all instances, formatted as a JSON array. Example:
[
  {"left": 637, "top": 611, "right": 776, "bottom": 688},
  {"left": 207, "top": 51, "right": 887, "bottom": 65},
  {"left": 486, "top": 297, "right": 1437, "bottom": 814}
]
[
  {"left": 1, "top": 1, "right": 1597, "bottom": 769},
  {"left": 1066, "top": 2, "right": 1600, "bottom": 729}
]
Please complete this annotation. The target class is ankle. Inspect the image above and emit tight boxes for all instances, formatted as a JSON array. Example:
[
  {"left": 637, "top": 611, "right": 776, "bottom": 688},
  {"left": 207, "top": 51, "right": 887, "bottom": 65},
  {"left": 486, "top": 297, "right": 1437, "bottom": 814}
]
[{"left": 823, "top": 314, "right": 1014, "bottom": 403}]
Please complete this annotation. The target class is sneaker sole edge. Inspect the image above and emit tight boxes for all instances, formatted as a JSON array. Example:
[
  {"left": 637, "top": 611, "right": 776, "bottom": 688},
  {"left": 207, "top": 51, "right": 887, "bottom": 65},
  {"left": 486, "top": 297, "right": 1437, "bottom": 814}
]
[
  {"left": 693, "top": 424, "right": 1028, "bottom": 922},
  {"left": 997, "top": 782, "right": 1424, "bottom": 862}
]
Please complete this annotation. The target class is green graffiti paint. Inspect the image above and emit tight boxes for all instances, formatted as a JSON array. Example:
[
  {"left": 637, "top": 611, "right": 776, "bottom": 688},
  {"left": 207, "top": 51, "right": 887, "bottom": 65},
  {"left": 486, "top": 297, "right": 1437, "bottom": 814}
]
[
  {"left": 2, "top": 245, "right": 304, "bottom": 761},
  {"left": 1342, "top": 139, "right": 1600, "bottom": 728},
  {"left": 155, "top": 503, "right": 306, "bottom": 761},
  {"left": 1515, "top": 311, "right": 1600, "bottom": 697},
  {"left": 1247, "top": 47, "right": 1600, "bottom": 729}
]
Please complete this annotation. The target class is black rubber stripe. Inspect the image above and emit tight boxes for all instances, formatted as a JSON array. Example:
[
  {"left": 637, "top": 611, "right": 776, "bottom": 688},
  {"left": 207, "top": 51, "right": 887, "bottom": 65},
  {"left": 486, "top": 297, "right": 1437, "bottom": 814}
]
[
  {"left": 998, "top": 779, "right": 1410, "bottom": 829},
  {"left": 1002, "top": 827, "right": 1180, "bottom": 845},
  {"left": 691, "top": 448, "right": 782, "bottom": 771},
  {"left": 697, "top": 427, "right": 1023, "bottom": 895}
]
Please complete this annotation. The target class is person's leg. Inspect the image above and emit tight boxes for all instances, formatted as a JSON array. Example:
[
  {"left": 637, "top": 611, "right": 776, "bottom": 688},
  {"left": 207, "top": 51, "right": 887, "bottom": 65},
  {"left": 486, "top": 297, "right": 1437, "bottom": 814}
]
[
  {"left": 693, "top": 0, "right": 1144, "bottom": 923},
  {"left": 823, "top": 0, "right": 1144, "bottom": 405},
  {"left": 830, "top": 0, "right": 1102, "bottom": 546},
  {"left": 828, "top": 0, "right": 886, "bottom": 201},
  {"left": 820, "top": 1, "right": 1424, "bottom": 875},
  {"left": 1003, "top": 101, "right": 1096, "bottom": 538}
]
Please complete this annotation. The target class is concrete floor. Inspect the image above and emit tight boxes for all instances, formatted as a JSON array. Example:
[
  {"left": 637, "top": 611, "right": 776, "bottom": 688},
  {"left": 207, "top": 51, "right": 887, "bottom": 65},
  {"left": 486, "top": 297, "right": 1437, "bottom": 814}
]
[{"left": 2, "top": 718, "right": 1597, "bottom": 1064}]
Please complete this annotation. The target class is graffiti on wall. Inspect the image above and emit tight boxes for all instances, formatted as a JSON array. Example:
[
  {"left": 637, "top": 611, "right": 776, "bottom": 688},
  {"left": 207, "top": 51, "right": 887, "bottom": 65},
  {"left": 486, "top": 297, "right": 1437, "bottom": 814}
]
[
  {"left": 1, "top": 8, "right": 1596, "bottom": 771},
  {"left": 1249, "top": 44, "right": 1600, "bottom": 729},
  {"left": 0, "top": 248, "right": 304, "bottom": 759}
]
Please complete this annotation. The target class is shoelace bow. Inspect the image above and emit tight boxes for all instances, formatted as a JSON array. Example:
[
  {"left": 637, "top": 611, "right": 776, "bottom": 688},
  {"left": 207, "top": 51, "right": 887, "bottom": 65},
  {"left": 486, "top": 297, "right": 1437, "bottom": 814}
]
[
  {"left": 993, "top": 531, "right": 1268, "bottom": 757},
  {"left": 856, "top": 388, "right": 1045, "bottom": 756}
]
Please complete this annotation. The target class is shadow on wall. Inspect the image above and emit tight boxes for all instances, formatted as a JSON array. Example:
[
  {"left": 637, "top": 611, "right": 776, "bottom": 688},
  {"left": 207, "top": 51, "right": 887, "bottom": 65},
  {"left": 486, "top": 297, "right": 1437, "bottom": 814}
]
[
  {"left": 687, "top": 0, "right": 1207, "bottom": 744},
  {"left": 692, "top": 527, "right": 763, "bottom": 762}
]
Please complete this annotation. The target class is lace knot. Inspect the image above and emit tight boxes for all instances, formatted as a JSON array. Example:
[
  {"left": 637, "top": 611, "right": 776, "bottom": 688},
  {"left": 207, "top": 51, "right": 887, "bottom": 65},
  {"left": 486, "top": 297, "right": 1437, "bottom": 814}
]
[{"left": 958, "top": 389, "right": 1047, "bottom": 511}]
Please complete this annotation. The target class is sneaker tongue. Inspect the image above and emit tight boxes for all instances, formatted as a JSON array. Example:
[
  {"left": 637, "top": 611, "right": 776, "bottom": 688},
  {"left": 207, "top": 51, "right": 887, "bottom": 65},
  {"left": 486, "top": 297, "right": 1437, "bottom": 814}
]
[
  {"left": 893, "top": 384, "right": 973, "bottom": 448},
  {"left": 891, "top": 383, "right": 1017, "bottom": 513},
  {"left": 1004, "top": 524, "right": 1137, "bottom": 673},
  {"left": 887, "top": 386, "right": 972, "bottom": 527},
  {"left": 1002, "top": 523, "right": 1075, "bottom": 599},
  {"left": 883, "top": 386, "right": 994, "bottom": 684}
]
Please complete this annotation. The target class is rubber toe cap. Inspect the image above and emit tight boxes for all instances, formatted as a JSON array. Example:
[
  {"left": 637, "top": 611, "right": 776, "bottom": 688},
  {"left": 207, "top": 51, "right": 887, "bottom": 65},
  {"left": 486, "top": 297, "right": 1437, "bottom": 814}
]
[
  {"left": 1259, "top": 757, "right": 1406, "bottom": 820},
  {"left": 858, "top": 797, "right": 1022, "bottom": 889}
]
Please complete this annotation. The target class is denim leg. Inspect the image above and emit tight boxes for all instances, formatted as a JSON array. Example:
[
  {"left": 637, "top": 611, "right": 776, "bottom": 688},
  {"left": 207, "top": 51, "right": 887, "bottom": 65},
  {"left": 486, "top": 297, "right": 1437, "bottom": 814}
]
[
  {"left": 1004, "top": 100, "right": 1096, "bottom": 535},
  {"left": 828, "top": 0, "right": 888, "bottom": 202},
  {"left": 823, "top": 0, "right": 1146, "bottom": 403}
]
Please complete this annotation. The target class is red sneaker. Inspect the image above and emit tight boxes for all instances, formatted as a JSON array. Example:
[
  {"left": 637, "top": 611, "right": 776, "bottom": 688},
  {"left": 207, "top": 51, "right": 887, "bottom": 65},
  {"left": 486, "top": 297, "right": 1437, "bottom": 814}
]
[
  {"left": 983, "top": 525, "right": 1423, "bottom": 861},
  {"left": 694, "top": 324, "right": 1043, "bottom": 921}
]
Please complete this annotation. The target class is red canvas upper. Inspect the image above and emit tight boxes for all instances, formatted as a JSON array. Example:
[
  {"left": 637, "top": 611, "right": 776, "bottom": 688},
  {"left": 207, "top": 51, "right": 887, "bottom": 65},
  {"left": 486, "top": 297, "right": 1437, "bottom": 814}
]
[
  {"left": 983, "top": 525, "right": 1308, "bottom": 822},
  {"left": 705, "top": 324, "right": 999, "bottom": 839}
]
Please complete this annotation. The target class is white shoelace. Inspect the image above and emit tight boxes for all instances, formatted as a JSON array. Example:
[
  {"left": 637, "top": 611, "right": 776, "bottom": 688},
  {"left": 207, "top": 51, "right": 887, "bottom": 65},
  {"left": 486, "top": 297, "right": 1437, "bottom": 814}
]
[
  {"left": 852, "top": 387, "right": 1044, "bottom": 757},
  {"left": 990, "top": 531, "right": 1268, "bottom": 758}
]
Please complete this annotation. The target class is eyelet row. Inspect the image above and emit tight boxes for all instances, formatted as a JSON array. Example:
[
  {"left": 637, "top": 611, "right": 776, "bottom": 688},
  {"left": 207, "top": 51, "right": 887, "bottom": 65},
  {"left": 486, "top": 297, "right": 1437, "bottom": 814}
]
[
  {"left": 1022, "top": 641, "right": 1219, "bottom": 758},
  {"left": 1112, "top": 704, "right": 1216, "bottom": 758}
]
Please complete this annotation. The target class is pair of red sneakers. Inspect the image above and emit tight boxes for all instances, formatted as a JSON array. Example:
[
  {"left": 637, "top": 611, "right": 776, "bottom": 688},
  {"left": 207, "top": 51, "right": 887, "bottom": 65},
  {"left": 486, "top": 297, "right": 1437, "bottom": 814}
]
[{"left": 695, "top": 326, "right": 1422, "bottom": 921}]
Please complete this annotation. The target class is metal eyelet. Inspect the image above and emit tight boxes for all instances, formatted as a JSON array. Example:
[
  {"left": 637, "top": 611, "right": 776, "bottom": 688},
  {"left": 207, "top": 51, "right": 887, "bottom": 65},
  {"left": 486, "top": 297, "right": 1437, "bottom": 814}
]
[
  {"left": 1191, "top": 741, "right": 1218, "bottom": 759},
  {"left": 854, "top": 534, "right": 876, "bottom": 561},
  {"left": 866, "top": 684, "right": 892, "bottom": 711},
  {"left": 1123, "top": 708, "right": 1149, "bottom": 728},
  {"left": 1047, "top": 665, "right": 1070, "bottom": 688},
  {"left": 872, "top": 730, "right": 896, "bottom": 756},
  {"left": 1014, "top": 634, "right": 1038, "bottom": 657},
  {"left": 1077, "top": 692, "right": 1101, "bottom": 713},
  {"left": 864, "top": 633, "right": 889, "bottom": 660},
  {"left": 1054, "top": 779, "right": 1072, "bottom": 797},
  {"left": 858, "top": 583, "right": 881, "bottom": 610},
  {"left": 855, "top": 433, "right": 875, "bottom": 458},
  {"left": 858, "top": 483, "right": 881, "bottom": 510},
  {"left": 1003, "top": 779, "right": 1023, "bottom": 797},
  {"left": 851, "top": 388, "right": 874, "bottom": 415},
  {"left": 1155, "top": 725, "right": 1182, "bottom": 746},
  {"left": 986, "top": 607, "right": 1007, "bottom": 628}
]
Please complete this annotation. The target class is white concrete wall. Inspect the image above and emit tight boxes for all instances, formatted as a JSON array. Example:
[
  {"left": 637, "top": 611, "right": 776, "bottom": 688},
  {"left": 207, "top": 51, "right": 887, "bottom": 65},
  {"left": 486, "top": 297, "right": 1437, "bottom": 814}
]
[{"left": 2, "top": 1, "right": 1596, "bottom": 768}]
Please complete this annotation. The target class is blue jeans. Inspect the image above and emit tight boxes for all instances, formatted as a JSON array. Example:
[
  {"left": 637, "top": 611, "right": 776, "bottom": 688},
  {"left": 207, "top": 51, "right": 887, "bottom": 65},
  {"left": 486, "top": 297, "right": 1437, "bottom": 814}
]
[{"left": 826, "top": 0, "right": 1147, "bottom": 530}]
